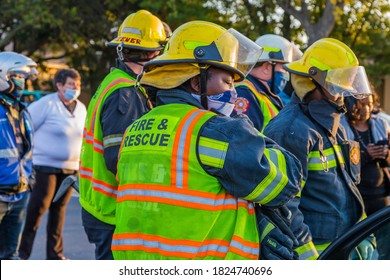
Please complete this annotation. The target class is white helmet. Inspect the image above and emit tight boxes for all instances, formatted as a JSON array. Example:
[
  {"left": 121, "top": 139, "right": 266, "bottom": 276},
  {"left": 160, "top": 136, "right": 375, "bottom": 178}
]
[
  {"left": 0, "top": 52, "right": 38, "bottom": 92},
  {"left": 255, "top": 34, "right": 296, "bottom": 64}
]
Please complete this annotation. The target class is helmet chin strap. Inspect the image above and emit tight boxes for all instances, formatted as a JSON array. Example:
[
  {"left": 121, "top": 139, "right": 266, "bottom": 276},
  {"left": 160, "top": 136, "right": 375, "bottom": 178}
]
[
  {"left": 317, "top": 85, "right": 347, "bottom": 114},
  {"left": 199, "top": 66, "right": 208, "bottom": 109},
  {"left": 270, "top": 62, "right": 276, "bottom": 93}
]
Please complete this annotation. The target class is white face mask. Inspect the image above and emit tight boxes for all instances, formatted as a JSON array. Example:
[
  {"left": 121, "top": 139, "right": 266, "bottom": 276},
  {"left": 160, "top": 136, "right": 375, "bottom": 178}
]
[
  {"left": 192, "top": 90, "right": 237, "bottom": 116},
  {"left": 63, "top": 88, "right": 81, "bottom": 101}
]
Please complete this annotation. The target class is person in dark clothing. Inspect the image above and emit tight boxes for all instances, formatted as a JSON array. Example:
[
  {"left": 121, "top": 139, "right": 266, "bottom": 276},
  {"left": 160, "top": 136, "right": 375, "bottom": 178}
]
[
  {"left": 343, "top": 92, "right": 390, "bottom": 260},
  {"left": 78, "top": 10, "right": 168, "bottom": 260}
]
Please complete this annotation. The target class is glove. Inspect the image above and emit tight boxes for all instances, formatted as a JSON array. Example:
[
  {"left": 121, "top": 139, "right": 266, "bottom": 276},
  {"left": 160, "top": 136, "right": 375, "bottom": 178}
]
[
  {"left": 350, "top": 238, "right": 376, "bottom": 260},
  {"left": 257, "top": 205, "right": 299, "bottom": 260}
]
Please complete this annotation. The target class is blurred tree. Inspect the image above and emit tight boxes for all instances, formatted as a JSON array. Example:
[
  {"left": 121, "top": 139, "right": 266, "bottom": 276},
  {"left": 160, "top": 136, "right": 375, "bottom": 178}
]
[{"left": 1, "top": 0, "right": 389, "bottom": 102}]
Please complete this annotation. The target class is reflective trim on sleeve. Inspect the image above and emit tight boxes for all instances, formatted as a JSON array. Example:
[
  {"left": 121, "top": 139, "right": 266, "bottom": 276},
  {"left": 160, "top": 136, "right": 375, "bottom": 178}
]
[
  {"left": 296, "top": 241, "right": 319, "bottom": 260},
  {"left": 103, "top": 134, "right": 123, "bottom": 148},
  {"left": 0, "top": 148, "right": 18, "bottom": 158},
  {"left": 198, "top": 137, "right": 228, "bottom": 169},
  {"left": 245, "top": 148, "right": 288, "bottom": 204},
  {"left": 314, "top": 242, "right": 331, "bottom": 257}
]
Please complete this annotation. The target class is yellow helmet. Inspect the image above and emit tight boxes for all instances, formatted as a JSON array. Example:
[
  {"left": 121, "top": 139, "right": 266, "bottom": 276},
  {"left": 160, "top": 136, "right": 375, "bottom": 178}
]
[
  {"left": 142, "top": 20, "right": 263, "bottom": 82},
  {"left": 285, "top": 38, "right": 371, "bottom": 98},
  {"left": 107, "top": 10, "right": 167, "bottom": 51}
]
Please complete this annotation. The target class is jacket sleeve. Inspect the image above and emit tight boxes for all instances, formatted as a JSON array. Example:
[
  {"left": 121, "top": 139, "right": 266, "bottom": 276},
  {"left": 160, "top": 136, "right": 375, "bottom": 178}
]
[
  {"left": 263, "top": 128, "right": 319, "bottom": 259},
  {"left": 101, "top": 87, "right": 148, "bottom": 175},
  {"left": 199, "top": 114, "right": 302, "bottom": 207}
]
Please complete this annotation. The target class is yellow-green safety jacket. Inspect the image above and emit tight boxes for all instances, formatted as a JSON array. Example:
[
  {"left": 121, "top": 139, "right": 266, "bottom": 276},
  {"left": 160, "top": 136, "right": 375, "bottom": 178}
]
[
  {"left": 79, "top": 68, "right": 136, "bottom": 225},
  {"left": 113, "top": 104, "right": 260, "bottom": 259}
]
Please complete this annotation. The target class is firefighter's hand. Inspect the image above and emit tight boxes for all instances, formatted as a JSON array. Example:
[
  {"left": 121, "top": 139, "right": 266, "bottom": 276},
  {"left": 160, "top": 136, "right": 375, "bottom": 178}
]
[
  {"left": 350, "top": 238, "right": 376, "bottom": 260},
  {"left": 258, "top": 212, "right": 297, "bottom": 260}
]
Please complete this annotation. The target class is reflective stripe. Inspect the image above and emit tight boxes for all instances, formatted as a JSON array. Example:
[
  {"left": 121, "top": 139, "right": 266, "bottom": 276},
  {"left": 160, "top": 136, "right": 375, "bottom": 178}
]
[
  {"left": 89, "top": 78, "right": 135, "bottom": 133},
  {"left": 296, "top": 241, "right": 319, "bottom": 260},
  {"left": 246, "top": 148, "right": 288, "bottom": 204},
  {"left": 112, "top": 233, "right": 258, "bottom": 259},
  {"left": 260, "top": 222, "right": 274, "bottom": 241},
  {"left": 103, "top": 134, "right": 123, "bottom": 148},
  {"left": 83, "top": 131, "right": 104, "bottom": 154},
  {"left": 117, "top": 184, "right": 254, "bottom": 213},
  {"left": 171, "top": 109, "right": 208, "bottom": 189},
  {"left": 314, "top": 242, "right": 331, "bottom": 256},
  {"left": 0, "top": 148, "right": 18, "bottom": 158},
  {"left": 333, "top": 145, "right": 345, "bottom": 164},
  {"left": 80, "top": 167, "right": 117, "bottom": 197},
  {"left": 198, "top": 137, "right": 228, "bottom": 168},
  {"left": 308, "top": 145, "right": 344, "bottom": 171}
]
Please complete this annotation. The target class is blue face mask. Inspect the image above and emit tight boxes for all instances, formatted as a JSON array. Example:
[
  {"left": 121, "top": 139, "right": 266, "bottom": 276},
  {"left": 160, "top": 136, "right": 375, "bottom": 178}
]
[
  {"left": 10, "top": 77, "right": 26, "bottom": 98},
  {"left": 267, "top": 71, "right": 290, "bottom": 95},
  {"left": 192, "top": 90, "right": 237, "bottom": 116},
  {"left": 63, "top": 88, "right": 81, "bottom": 101}
]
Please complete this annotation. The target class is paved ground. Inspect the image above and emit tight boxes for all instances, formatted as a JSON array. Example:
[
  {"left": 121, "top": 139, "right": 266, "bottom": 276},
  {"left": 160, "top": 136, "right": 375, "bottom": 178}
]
[{"left": 28, "top": 194, "right": 95, "bottom": 260}]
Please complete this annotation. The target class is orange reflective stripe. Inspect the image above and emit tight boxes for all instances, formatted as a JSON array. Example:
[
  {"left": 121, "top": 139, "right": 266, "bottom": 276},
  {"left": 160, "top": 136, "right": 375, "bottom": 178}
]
[
  {"left": 117, "top": 183, "right": 255, "bottom": 214},
  {"left": 171, "top": 109, "right": 209, "bottom": 189},
  {"left": 112, "top": 232, "right": 257, "bottom": 259},
  {"left": 171, "top": 108, "right": 197, "bottom": 187},
  {"left": 89, "top": 78, "right": 135, "bottom": 133},
  {"left": 80, "top": 166, "right": 117, "bottom": 197}
]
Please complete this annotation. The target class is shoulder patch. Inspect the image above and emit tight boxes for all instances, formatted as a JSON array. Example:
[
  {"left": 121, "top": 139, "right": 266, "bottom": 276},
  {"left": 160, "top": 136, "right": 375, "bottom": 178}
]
[
  {"left": 350, "top": 146, "right": 360, "bottom": 165},
  {"left": 234, "top": 97, "right": 249, "bottom": 114}
]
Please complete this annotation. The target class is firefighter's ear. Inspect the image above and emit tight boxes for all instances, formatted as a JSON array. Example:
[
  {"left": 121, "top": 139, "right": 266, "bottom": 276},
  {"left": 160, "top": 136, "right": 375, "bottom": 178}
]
[{"left": 189, "top": 76, "right": 201, "bottom": 94}]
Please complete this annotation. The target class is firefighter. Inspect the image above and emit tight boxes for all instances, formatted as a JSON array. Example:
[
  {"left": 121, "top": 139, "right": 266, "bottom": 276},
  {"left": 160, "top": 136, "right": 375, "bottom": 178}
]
[
  {"left": 264, "top": 38, "right": 375, "bottom": 259},
  {"left": 78, "top": 10, "right": 167, "bottom": 260},
  {"left": 112, "top": 20, "right": 303, "bottom": 260},
  {"left": 231, "top": 34, "right": 302, "bottom": 132}
]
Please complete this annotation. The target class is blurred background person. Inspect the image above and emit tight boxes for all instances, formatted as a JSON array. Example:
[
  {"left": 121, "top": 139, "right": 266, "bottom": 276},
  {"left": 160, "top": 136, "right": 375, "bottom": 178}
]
[
  {"left": 343, "top": 90, "right": 390, "bottom": 260},
  {"left": 0, "top": 52, "right": 38, "bottom": 260},
  {"left": 19, "top": 68, "right": 86, "bottom": 260}
]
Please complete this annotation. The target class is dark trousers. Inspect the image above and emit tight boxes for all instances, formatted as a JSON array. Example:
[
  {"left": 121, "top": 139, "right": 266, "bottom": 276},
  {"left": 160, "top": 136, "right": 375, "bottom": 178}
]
[
  {"left": 81, "top": 208, "right": 114, "bottom": 260},
  {"left": 0, "top": 193, "right": 29, "bottom": 260},
  {"left": 19, "top": 171, "right": 73, "bottom": 260}
]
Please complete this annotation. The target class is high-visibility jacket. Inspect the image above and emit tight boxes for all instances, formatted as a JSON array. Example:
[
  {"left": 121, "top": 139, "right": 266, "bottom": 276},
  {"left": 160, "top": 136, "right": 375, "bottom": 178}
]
[
  {"left": 234, "top": 77, "right": 279, "bottom": 132},
  {"left": 79, "top": 68, "right": 136, "bottom": 225},
  {"left": 0, "top": 98, "right": 33, "bottom": 193},
  {"left": 113, "top": 104, "right": 260, "bottom": 260}
]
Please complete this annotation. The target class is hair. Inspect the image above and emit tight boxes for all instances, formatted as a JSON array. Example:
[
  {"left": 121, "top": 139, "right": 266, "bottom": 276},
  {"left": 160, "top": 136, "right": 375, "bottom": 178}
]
[
  {"left": 344, "top": 88, "right": 379, "bottom": 122},
  {"left": 54, "top": 68, "right": 80, "bottom": 89}
]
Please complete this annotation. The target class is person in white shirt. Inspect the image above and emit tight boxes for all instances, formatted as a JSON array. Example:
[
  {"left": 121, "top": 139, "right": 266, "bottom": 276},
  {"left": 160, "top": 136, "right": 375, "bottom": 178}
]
[{"left": 19, "top": 68, "right": 86, "bottom": 260}]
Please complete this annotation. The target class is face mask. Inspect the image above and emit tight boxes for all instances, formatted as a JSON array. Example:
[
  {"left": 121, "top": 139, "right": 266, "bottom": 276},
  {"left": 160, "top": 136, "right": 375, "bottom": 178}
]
[
  {"left": 63, "top": 88, "right": 81, "bottom": 101},
  {"left": 267, "top": 71, "right": 290, "bottom": 95},
  {"left": 10, "top": 77, "right": 26, "bottom": 98},
  {"left": 192, "top": 90, "right": 237, "bottom": 116}
]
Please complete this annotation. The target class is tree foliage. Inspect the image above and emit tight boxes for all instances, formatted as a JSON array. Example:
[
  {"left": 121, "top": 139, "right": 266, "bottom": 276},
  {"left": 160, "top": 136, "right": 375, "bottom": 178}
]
[{"left": 1, "top": 0, "right": 389, "bottom": 99}]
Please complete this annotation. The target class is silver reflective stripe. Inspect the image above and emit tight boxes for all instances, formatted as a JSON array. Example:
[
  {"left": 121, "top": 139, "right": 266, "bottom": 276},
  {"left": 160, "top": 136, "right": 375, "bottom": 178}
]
[
  {"left": 0, "top": 148, "right": 18, "bottom": 158},
  {"left": 103, "top": 135, "right": 123, "bottom": 148},
  {"left": 176, "top": 111, "right": 204, "bottom": 188}
]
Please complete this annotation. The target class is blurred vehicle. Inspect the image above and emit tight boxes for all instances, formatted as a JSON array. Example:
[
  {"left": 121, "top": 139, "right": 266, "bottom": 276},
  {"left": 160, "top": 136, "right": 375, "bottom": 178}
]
[
  {"left": 19, "top": 90, "right": 51, "bottom": 106},
  {"left": 319, "top": 206, "right": 390, "bottom": 260}
]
